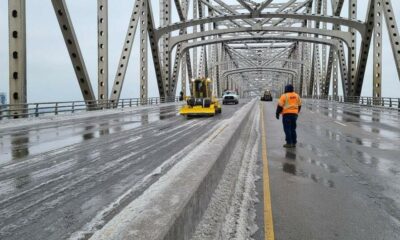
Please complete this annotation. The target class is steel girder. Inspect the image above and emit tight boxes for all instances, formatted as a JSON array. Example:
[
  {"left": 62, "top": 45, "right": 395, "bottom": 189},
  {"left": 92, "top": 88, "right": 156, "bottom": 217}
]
[
  {"left": 353, "top": 0, "right": 375, "bottom": 96},
  {"left": 109, "top": 0, "right": 143, "bottom": 102},
  {"left": 214, "top": 59, "right": 305, "bottom": 67},
  {"left": 168, "top": 27, "right": 352, "bottom": 50},
  {"left": 155, "top": 13, "right": 366, "bottom": 37},
  {"left": 172, "top": 0, "right": 192, "bottom": 97},
  {"left": 148, "top": 0, "right": 167, "bottom": 98},
  {"left": 323, "top": 0, "right": 346, "bottom": 96},
  {"left": 98, "top": 0, "right": 108, "bottom": 105},
  {"left": 140, "top": 0, "right": 148, "bottom": 101},
  {"left": 254, "top": 0, "right": 274, "bottom": 15},
  {"left": 160, "top": 0, "right": 172, "bottom": 94},
  {"left": 179, "top": 36, "right": 341, "bottom": 57},
  {"left": 176, "top": 35, "right": 341, "bottom": 95},
  {"left": 222, "top": 68, "right": 298, "bottom": 79},
  {"left": 382, "top": 0, "right": 400, "bottom": 82},
  {"left": 373, "top": 0, "right": 383, "bottom": 98},
  {"left": 52, "top": 0, "right": 96, "bottom": 105},
  {"left": 8, "top": 0, "right": 27, "bottom": 117}
]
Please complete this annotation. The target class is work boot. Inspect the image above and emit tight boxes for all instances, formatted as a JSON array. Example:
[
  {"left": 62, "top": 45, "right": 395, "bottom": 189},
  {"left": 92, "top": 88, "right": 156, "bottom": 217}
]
[
  {"left": 291, "top": 144, "right": 296, "bottom": 148},
  {"left": 283, "top": 144, "right": 292, "bottom": 148}
]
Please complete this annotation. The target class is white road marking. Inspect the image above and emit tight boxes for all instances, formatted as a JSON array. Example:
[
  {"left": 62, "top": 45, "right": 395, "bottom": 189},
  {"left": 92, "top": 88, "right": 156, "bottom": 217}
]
[{"left": 334, "top": 121, "right": 347, "bottom": 127}]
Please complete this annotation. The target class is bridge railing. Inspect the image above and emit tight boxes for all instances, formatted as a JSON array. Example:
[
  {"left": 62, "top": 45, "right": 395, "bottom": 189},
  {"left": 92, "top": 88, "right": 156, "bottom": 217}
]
[
  {"left": 311, "top": 95, "right": 400, "bottom": 109},
  {"left": 0, "top": 96, "right": 180, "bottom": 120}
]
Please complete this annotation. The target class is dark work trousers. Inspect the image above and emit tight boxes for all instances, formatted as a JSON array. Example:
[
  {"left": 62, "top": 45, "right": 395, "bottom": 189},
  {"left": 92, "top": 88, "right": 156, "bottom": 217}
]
[{"left": 282, "top": 114, "right": 298, "bottom": 144}]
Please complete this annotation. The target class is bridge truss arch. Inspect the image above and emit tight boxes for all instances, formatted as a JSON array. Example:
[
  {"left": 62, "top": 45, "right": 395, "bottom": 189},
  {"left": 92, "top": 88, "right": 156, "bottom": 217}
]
[{"left": 4, "top": 0, "right": 400, "bottom": 116}]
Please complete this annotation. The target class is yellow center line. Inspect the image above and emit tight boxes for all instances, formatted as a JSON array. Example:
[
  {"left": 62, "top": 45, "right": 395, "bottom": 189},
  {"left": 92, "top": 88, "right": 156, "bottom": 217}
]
[{"left": 260, "top": 103, "right": 275, "bottom": 240}]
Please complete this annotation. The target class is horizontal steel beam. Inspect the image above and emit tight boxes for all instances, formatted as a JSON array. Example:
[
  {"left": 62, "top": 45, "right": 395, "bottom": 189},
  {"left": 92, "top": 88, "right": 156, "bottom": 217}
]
[
  {"left": 213, "top": 58, "right": 305, "bottom": 68},
  {"left": 179, "top": 36, "right": 341, "bottom": 57},
  {"left": 222, "top": 67, "right": 298, "bottom": 78},
  {"left": 155, "top": 13, "right": 366, "bottom": 37},
  {"left": 169, "top": 26, "right": 352, "bottom": 51}
]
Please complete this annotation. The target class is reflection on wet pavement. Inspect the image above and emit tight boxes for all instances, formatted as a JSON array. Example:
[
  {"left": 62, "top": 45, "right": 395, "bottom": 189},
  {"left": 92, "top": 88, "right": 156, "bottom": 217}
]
[
  {"left": 265, "top": 100, "right": 400, "bottom": 239},
  {"left": 159, "top": 106, "right": 179, "bottom": 120},
  {"left": 282, "top": 162, "right": 296, "bottom": 175},
  {"left": 11, "top": 133, "right": 30, "bottom": 161},
  {"left": 282, "top": 149, "right": 336, "bottom": 188},
  {"left": 0, "top": 106, "right": 180, "bottom": 166}
]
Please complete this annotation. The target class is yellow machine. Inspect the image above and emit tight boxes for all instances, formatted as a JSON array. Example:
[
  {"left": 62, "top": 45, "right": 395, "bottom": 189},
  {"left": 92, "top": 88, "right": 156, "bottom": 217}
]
[{"left": 179, "top": 78, "right": 222, "bottom": 117}]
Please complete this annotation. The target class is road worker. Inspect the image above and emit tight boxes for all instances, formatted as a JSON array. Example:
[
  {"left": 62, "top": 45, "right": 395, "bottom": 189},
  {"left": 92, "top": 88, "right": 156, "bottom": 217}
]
[{"left": 275, "top": 84, "right": 302, "bottom": 148}]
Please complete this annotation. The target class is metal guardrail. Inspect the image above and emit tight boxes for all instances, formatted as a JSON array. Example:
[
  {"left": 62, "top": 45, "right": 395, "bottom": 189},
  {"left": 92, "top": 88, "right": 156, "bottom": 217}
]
[
  {"left": 310, "top": 95, "right": 400, "bottom": 109},
  {"left": 0, "top": 97, "right": 180, "bottom": 120}
]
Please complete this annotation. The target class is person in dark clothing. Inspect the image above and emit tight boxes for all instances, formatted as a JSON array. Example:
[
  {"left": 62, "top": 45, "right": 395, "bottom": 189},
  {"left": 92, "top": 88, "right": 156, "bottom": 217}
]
[
  {"left": 276, "top": 84, "right": 302, "bottom": 148},
  {"left": 179, "top": 91, "right": 184, "bottom": 101}
]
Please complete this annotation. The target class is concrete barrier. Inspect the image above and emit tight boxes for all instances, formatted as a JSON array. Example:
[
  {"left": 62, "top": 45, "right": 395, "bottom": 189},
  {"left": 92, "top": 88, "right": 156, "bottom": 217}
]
[{"left": 90, "top": 99, "right": 257, "bottom": 240}]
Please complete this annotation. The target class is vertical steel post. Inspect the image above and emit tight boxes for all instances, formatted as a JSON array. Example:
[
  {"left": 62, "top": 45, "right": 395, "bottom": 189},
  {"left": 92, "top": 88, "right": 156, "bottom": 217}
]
[
  {"left": 8, "top": 0, "right": 27, "bottom": 118},
  {"left": 98, "top": 0, "right": 108, "bottom": 106},
  {"left": 192, "top": 0, "right": 198, "bottom": 79},
  {"left": 140, "top": 0, "right": 148, "bottom": 101},
  {"left": 160, "top": 0, "right": 171, "bottom": 95},
  {"left": 321, "top": 0, "right": 327, "bottom": 97},
  {"left": 349, "top": 0, "right": 358, "bottom": 95},
  {"left": 332, "top": 50, "right": 339, "bottom": 99},
  {"left": 181, "top": 55, "right": 187, "bottom": 96},
  {"left": 373, "top": 0, "right": 382, "bottom": 100},
  {"left": 299, "top": 42, "right": 305, "bottom": 96}
]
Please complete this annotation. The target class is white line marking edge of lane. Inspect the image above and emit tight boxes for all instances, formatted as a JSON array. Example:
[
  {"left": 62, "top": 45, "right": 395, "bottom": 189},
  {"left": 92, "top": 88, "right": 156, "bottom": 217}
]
[{"left": 334, "top": 121, "right": 347, "bottom": 127}]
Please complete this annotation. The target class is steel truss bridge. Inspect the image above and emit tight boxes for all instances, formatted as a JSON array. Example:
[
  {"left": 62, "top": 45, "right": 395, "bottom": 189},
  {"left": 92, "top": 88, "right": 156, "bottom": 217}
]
[
  {"left": 2, "top": 1, "right": 400, "bottom": 240},
  {"left": 5, "top": 0, "right": 400, "bottom": 118}
]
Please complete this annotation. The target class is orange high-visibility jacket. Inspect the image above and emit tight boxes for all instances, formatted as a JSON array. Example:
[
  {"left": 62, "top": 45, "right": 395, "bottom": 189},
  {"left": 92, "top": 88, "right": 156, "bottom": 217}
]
[{"left": 278, "top": 92, "right": 302, "bottom": 115}]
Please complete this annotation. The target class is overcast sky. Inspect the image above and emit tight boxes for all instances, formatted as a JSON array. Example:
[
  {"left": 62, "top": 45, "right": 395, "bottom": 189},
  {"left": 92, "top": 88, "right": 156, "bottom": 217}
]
[{"left": 0, "top": 0, "right": 399, "bottom": 102}]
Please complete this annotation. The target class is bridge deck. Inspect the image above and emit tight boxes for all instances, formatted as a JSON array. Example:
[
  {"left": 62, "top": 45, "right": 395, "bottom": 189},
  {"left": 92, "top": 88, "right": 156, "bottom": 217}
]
[
  {"left": 1, "top": 100, "right": 400, "bottom": 239},
  {"left": 258, "top": 100, "right": 400, "bottom": 239},
  {"left": 0, "top": 102, "right": 247, "bottom": 240}
]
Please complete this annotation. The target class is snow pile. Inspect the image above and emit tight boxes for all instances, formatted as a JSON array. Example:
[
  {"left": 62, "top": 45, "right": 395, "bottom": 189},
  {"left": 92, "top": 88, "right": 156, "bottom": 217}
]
[{"left": 191, "top": 105, "right": 261, "bottom": 240}]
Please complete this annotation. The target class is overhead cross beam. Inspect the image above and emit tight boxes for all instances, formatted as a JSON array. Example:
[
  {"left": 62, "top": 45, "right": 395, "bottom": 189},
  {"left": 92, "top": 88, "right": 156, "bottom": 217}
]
[{"left": 236, "top": 0, "right": 255, "bottom": 13}]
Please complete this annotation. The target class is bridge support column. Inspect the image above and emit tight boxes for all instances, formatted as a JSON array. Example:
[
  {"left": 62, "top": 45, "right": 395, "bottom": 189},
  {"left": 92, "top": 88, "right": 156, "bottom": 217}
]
[
  {"left": 181, "top": 53, "right": 187, "bottom": 97},
  {"left": 140, "top": 0, "right": 148, "bottom": 102},
  {"left": 349, "top": 0, "right": 358, "bottom": 96},
  {"left": 160, "top": 0, "right": 171, "bottom": 97},
  {"left": 192, "top": 0, "right": 198, "bottom": 80},
  {"left": 321, "top": 0, "right": 328, "bottom": 98},
  {"left": 332, "top": 50, "right": 339, "bottom": 100},
  {"left": 8, "top": 0, "right": 27, "bottom": 118},
  {"left": 373, "top": 0, "right": 382, "bottom": 102},
  {"left": 98, "top": 0, "right": 108, "bottom": 107}
]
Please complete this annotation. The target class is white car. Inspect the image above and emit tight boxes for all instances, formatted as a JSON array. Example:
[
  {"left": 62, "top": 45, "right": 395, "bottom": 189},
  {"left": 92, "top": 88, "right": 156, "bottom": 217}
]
[{"left": 222, "top": 91, "right": 239, "bottom": 105}]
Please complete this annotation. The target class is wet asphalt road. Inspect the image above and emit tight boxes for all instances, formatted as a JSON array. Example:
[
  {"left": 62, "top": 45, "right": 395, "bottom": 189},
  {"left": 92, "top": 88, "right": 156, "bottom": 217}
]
[
  {"left": 259, "top": 99, "right": 400, "bottom": 240},
  {"left": 0, "top": 102, "right": 247, "bottom": 240}
]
